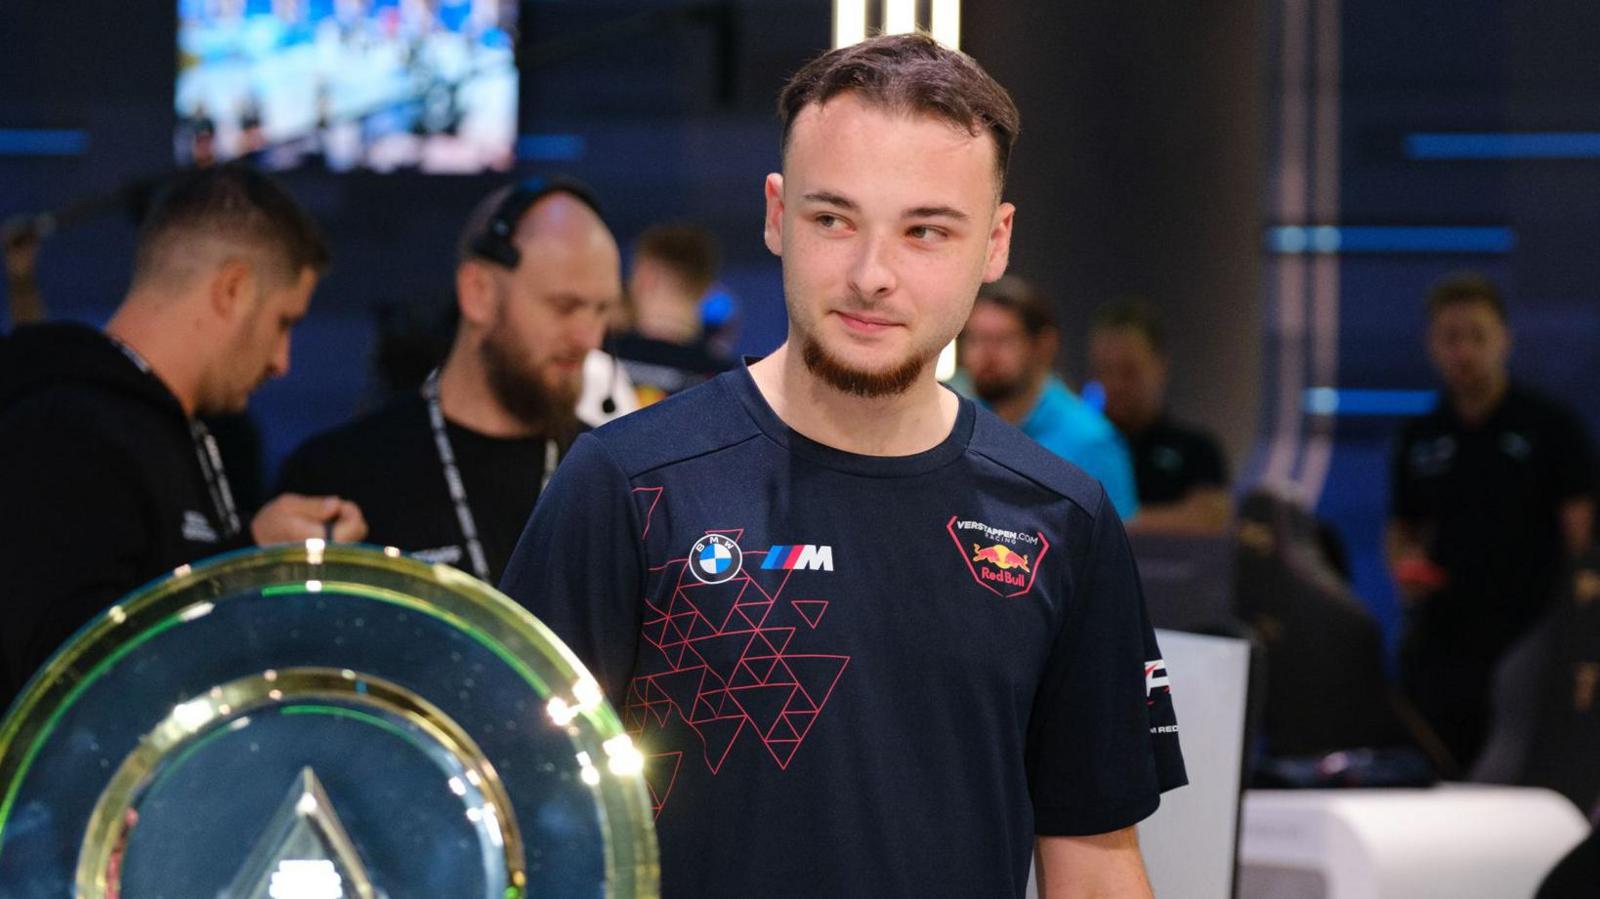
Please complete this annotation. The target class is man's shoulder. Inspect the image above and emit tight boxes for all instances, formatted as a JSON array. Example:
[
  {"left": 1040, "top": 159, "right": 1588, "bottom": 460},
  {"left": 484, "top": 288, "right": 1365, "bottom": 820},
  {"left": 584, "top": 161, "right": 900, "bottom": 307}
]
[
  {"left": 1030, "top": 381, "right": 1121, "bottom": 446},
  {"left": 970, "top": 404, "right": 1108, "bottom": 517},
  {"left": 1506, "top": 383, "right": 1587, "bottom": 432},
  {"left": 587, "top": 372, "right": 760, "bottom": 478},
  {"left": 1151, "top": 416, "right": 1224, "bottom": 453},
  {"left": 279, "top": 396, "right": 430, "bottom": 486}
]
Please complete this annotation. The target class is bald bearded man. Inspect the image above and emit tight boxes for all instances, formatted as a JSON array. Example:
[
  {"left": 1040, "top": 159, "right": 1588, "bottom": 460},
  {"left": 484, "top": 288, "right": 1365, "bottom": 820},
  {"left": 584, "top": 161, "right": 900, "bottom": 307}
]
[{"left": 276, "top": 178, "right": 621, "bottom": 583}]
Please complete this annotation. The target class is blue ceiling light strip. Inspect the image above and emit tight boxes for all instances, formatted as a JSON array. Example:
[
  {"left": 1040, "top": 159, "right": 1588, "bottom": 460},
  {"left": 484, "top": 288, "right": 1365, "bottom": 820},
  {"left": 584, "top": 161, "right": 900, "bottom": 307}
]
[
  {"left": 1267, "top": 226, "right": 1515, "bottom": 255},
  {"left": 1304, "top": 388, "right": 1438, "bottom": 417},
  {"left": 1406, "top": 132, "right": 1600, "bottom": 160},
  {"left": 515, "top": 134, "right": 586, "bottom": 162},
  {"left": 0, "top": 129, "right": 88, "bottom": 157}
]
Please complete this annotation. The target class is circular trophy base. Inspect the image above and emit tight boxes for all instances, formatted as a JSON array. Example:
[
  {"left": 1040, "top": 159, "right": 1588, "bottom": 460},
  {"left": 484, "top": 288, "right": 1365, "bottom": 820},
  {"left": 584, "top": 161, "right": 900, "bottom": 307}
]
[{"left": 0, "top": 543, "right": 658, "bottom": 898}]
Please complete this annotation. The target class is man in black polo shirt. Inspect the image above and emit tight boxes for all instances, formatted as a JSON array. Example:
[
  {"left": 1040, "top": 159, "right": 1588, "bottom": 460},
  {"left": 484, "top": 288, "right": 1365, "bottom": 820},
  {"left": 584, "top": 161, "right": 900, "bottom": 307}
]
[
  {"left": 1388, "top": 272, "right": 1595, "bottom": 769},
  {"left": 1088, "top": 298, "right": 1230, "bottom": 533}
]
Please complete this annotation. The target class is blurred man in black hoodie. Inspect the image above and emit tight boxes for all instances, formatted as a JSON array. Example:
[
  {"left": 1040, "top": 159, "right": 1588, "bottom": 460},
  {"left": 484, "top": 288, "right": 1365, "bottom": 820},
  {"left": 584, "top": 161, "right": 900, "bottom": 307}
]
[{"left": 0, "top": 166, "right": 366, "bottom": 701}]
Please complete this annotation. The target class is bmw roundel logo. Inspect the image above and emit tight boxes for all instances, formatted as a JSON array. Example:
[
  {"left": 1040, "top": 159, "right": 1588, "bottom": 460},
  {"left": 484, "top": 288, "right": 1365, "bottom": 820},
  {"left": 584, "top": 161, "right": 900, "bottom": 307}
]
[{"left": 689, "top": 533, "right": 743, "bottom": 584}]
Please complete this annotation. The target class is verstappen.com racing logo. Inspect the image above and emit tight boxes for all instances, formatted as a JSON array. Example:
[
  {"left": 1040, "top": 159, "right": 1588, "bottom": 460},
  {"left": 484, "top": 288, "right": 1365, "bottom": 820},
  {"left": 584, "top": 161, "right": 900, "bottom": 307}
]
[{"left": 946, "top": 516, "right": 1050, "bottom": 598}]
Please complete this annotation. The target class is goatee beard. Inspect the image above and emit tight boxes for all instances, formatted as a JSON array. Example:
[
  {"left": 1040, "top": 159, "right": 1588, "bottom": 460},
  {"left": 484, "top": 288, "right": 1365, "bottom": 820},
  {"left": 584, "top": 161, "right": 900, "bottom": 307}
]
[
  {"left": 799, "top": 333, "right": 926, "bottom": 398},
  {"left": 480, "top": 334, "right": 579, "bottom": 439}
]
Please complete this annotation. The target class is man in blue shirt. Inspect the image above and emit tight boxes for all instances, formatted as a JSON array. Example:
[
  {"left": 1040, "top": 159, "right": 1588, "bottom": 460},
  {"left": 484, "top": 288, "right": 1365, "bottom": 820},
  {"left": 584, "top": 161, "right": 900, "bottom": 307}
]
[
  {"left": 502, "top": 34, "right": 1184, "bottom": 898},
  {"left": 961, "top": 275, "right": 1140, "bottom": 518}
]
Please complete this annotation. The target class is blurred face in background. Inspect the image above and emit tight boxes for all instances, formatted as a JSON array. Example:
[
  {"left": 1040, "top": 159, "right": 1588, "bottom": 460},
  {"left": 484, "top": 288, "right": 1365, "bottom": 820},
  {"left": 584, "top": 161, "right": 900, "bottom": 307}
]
[
  {"left": 961, "top": 301, "right": 1051, "bottom": 405},
  {"left": 477, "top": 194, "right": 620, "bottom": 431},
  {"left": 1427, "top": 298, "right": 1510, "bottom": 400},
  {"left": 1089, "top": 325, "right": 1168, "bottom": 434}
]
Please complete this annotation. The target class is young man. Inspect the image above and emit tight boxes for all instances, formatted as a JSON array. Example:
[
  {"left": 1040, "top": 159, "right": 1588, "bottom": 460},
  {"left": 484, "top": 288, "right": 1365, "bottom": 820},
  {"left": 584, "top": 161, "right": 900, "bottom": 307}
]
[
  {"left": 503, "top": 35, "right": 1185, "bottom": 897},
  {"left": 1088, "top": 298, "right": 1231, "bottom": 533},
  {"left": 1388, "top": 273, "right": 1595, "bottom": 768},
  {"left": 276, "top": 178, "right": 620, "bottom": 584},
  {"left": 0, "top": 165, "right": 365, "bottom": 696},
  {"left": 961, "top": 274, "right": 1141, "bottom": 519}
]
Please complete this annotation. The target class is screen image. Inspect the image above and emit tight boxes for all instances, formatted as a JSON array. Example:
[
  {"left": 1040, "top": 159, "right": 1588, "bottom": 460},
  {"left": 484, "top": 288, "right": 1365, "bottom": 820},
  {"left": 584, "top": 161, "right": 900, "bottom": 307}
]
[{"left": 176, "top": 0, "right": 518, "bottom": 173}]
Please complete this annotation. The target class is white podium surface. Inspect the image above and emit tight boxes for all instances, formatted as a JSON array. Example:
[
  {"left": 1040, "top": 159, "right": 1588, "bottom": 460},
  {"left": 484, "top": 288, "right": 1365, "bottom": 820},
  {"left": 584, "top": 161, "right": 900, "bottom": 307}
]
[{"left": 1240, "top": 785, "right": 1590, "bottom": 899}]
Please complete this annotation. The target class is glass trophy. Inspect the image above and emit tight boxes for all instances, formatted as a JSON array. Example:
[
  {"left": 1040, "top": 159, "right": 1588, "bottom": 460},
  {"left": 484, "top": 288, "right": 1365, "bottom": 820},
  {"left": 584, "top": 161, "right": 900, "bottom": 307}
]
[{"left": 0, "top": 542, "right": 658, "bottom": 898}]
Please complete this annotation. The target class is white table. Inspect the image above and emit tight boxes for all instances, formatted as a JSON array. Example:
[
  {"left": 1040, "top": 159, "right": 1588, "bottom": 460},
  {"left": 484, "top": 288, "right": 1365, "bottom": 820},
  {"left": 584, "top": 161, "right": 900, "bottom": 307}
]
[{"left": 1239, "top": 784, "right": 1590, "bottom": 899}]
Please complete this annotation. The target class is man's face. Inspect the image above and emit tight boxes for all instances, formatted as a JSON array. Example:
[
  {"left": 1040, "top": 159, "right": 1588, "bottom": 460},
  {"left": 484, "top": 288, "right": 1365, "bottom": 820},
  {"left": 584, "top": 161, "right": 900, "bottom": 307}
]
[
  {"left": 480, "top": 222, "right": 618, "bottom": 429},
  {"left": 1088, "top": 326, "right": 1167, "bottom": 432},
  {"left": 1427, "top": 299, "right": 1510, "bottom": 397},
  {"left": 764, "top": 93, "right": 1014, "bottom": 397},
  {"left": 210, "top": 265, "right": 315, "bottom": 414},
  {"left": 960, "top": 302, "right": 1043, "bottom": 404}
]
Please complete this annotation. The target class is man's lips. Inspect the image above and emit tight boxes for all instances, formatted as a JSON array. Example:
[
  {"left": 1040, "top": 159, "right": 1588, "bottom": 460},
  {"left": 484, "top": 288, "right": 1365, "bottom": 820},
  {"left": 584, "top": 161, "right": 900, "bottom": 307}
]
[{"left": 834, "top": 310, "right": 902, "bottom": 334}]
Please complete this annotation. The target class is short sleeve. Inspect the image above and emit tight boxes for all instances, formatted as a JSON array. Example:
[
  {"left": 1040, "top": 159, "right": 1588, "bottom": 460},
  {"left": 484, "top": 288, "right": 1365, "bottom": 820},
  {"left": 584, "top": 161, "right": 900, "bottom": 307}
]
[
  {"left": 1074, "top": 433, "right": 1141, "bottom": 522},
  {"left": 1026, "top": 489, "right": 1187, "bottom": 836},
  {"left": 499, "top": 433, "right": 645, "bottom": 706}
]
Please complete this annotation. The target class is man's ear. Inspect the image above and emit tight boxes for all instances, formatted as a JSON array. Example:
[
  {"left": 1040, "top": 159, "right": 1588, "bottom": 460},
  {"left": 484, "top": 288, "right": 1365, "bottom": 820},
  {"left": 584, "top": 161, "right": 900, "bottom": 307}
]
[
  {"left": 209, "top": 258, "right": 254, "bottom": 322},
  {"left": 982, "top": 201, "right": 1016, "bottom": 283},
  {"left": 763, "top": 173, "right": 785, "bottom": 257},
  {"left": 456, "top": 260, "right": 500, "bottom": 327}
]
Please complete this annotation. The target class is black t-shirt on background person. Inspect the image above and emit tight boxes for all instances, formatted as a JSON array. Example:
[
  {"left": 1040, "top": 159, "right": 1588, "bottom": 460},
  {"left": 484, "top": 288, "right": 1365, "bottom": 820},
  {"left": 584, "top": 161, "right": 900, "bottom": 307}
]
[
  {"left": 1124, "top": 415, "right": 1229, "bottom": 506},
  {"left": 1391, "top": 383, "right": 1594, "bottom": 768},
  {"left": 276, "top": 396, "right": 571, "bottom": 584},
  {"left": 501, "top": 364, "right": 1186, "bottom": 898},
  {"left": 1391, "top": 384, "right": 1594, "bottom": 654}
]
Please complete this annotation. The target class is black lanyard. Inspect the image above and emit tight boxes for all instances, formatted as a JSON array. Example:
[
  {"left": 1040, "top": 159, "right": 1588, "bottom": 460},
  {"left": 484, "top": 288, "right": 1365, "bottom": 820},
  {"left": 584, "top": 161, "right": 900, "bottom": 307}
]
[
  {"left": 112, "top": 336, "right": 241, "bottom": 539},
  {"left": 421, "top": 369, "right": 556, "bottom": 581}
]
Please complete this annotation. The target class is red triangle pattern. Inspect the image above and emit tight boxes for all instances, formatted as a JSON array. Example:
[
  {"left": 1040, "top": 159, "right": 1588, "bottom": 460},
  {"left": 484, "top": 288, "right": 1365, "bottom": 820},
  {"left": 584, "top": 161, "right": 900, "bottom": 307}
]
[{"left": 623, "top": 522, "right": 851, "bottom": 803}]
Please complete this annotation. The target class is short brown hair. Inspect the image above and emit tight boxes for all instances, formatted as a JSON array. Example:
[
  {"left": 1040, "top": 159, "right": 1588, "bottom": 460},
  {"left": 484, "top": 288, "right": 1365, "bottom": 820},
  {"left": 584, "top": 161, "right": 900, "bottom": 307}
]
[
  {"left": 635, "top": 223, "right": 721, "bottom": 297},
  {"left": 1091, "top": 297, "right": 1167, "bottom": 356},
  {"left": 133, "top": 164, "right": 329, "bottom": 287},
  {"left": 778, "top": 33, "right": 1021, "bottom": 188},
  {"left": 975, "top": 275, "right": 1056, "bottom": 337},
  {"left": 1426, "top": 272, "right": 1506, "bottom": 322}
]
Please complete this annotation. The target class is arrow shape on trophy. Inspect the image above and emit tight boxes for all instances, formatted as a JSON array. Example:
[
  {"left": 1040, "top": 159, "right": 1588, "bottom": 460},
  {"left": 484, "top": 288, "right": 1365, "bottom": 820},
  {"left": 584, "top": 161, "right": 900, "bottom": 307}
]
[{"left": 224, "top": 767, "right": 376, "bottom": 899}]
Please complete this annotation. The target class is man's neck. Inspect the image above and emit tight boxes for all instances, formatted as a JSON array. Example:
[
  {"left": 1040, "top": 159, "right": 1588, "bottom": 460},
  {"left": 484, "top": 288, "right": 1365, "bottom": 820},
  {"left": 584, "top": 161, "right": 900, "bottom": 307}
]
[
  {"left": 105, "top": 303, "right": 200, "bottom": 417},
  {"left": 1450, "top": 374, "right": 1509, "bottom": 426},
  {"left": 989, "top": 374, "right": 1047, "bottom": 426},
  {"left": 747, "top": 343, "right": 959, "bottom": 457},
  {"left": 436, "top": 344, "right": 537, "bottom": 439}
]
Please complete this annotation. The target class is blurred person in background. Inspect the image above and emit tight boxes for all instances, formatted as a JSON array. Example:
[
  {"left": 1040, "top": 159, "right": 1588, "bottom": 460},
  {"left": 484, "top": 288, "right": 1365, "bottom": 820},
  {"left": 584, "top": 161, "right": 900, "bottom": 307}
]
[
  {"left": 611, "top": 222, "right": 733, "bottom": 406},
  {"left": 0, "top": 165, "right": 364, "bottom": 699},
  {"left": 1388, "top": 272, "right": 1595, "bottom": 769},
  {"left": 1088, "top": 298, "right": 1230, "bottom": 533},
  {"left": 960, "top": 274, "right": 1140, "bottom": 519},
  {"left": 275, "top": 177, "right": 619, "bottom": 584}
]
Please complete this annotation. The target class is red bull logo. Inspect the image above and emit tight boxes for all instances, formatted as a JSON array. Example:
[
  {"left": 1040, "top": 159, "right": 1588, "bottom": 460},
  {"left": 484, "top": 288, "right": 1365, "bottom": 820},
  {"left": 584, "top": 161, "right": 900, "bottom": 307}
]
[
  {"left": 947, "top": 516, "right": 1051, "bottom": 599},
  {"left": 972, "top": 544, "right": 1031, "bottom": 572}
]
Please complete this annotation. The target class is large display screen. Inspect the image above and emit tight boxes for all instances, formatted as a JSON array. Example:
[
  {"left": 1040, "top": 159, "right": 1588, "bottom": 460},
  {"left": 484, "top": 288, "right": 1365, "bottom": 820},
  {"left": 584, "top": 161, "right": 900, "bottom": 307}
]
[{"left": 176, "top": 0, "right": 518, "bottom": 173}]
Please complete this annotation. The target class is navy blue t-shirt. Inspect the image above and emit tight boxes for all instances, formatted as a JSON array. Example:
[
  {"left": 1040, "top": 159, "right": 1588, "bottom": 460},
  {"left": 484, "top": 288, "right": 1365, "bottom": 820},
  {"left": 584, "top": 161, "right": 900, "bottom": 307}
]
[{"left": 502, "top": 365, "right": 1186, "bottom": 898}]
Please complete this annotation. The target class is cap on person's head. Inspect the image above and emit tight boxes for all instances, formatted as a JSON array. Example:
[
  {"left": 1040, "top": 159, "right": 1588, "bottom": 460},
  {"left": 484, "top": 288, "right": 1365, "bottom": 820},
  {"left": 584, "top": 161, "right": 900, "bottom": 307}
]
[{"left": 777, "top": 33, "right": 1021, "bottom": 190}]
